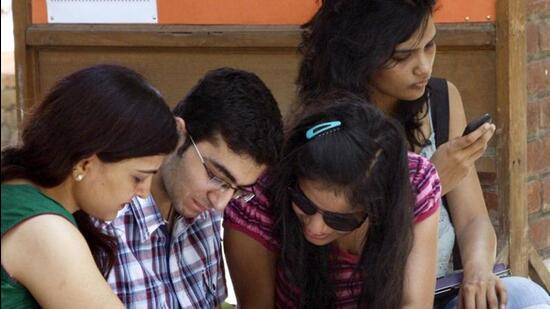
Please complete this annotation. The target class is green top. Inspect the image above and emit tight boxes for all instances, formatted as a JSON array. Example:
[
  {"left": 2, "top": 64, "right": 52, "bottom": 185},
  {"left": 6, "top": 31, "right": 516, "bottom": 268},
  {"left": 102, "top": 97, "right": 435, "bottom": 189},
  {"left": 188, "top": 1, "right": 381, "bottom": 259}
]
[{"left": 1, "top": 184, "right": 77, "bottom": 309}]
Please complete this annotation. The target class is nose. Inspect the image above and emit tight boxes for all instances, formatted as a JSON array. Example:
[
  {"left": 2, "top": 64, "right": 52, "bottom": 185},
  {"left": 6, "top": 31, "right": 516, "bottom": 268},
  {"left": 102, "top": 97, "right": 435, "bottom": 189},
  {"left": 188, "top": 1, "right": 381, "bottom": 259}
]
[
  {"left": 207, "top": 189, "right": 234, "bottom": 212},
  {"left": 304, "top": 213, "right": 329, "bottom": 234},
  {"left": 414, "top": 52, "right": 433, "bottom": 77},
  {"left": 135, "top": 178, "right": 152, "bottom": 199}
]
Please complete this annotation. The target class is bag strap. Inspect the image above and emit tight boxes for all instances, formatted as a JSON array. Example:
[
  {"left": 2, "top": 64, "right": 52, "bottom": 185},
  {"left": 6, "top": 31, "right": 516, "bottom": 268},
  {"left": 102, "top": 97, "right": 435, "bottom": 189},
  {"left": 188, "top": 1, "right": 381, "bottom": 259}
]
[
  {"left": 428, "top": 78, "right": 450, "bottom": 147},
  {"left": 427, "top": 78, "right": 463, "bottom": 270}
]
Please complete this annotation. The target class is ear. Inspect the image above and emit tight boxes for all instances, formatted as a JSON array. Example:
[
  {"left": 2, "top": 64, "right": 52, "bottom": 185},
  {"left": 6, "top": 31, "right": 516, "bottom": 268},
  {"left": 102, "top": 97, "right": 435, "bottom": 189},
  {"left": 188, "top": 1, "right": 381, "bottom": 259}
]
[
  {"left": 175, "top": 117, "right": 186, "bottom": 135},
  {"left": 174, "top": 117, "right": 188, "bottom": 148},
  {"left": 72, "top": 154, "right": 99, "bottom": 179}
]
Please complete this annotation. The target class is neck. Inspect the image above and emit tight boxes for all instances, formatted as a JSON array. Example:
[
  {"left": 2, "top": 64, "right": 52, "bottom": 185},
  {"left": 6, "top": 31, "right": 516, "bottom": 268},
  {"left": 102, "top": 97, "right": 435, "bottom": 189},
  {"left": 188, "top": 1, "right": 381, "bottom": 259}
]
[
  {"left": 40, "top": 179, "right": 79, "bottom": 214},
  {"left": 150, "top": 172, "right": 171, "bottom": 220},
  {"left": 336, "top": 220, "right": 369, "bottom": 256},
  {"left": 371, "top": 91, "right": 399, "bottom": 116}
]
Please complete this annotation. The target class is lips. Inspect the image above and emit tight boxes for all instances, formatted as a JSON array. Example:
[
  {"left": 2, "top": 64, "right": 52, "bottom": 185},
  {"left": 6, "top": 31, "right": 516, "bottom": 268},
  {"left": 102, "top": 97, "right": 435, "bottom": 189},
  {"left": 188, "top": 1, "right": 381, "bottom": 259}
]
[
  {"left": 191, "top": 199, "right": 209, "bottom": 213},
  {"left": 304, "top": 229, "right": 327, "bottom": 240},
  {"left": 412, "top": 79, "right": 429, "bottom": 88}
]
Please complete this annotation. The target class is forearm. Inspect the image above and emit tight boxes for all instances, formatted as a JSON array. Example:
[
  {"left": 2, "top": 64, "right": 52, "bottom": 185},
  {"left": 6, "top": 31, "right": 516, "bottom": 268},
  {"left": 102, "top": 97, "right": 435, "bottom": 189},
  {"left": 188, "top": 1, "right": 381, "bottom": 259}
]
[
  {"left": 456, "top": 216, "right": 497, "bottom": 273},
  {"left": 403, "top": 211, "right": 439, "bottom": 308},
  {"left": 224, "top": 228, "right": 275, "bottom": 308}
]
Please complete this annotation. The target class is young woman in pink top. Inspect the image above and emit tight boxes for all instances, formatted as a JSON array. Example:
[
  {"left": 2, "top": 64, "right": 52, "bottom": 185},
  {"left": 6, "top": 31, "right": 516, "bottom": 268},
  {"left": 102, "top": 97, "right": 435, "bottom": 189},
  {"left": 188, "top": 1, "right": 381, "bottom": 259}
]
[{"left": 225, "top": 94, "right": 441, "bottom": 308}]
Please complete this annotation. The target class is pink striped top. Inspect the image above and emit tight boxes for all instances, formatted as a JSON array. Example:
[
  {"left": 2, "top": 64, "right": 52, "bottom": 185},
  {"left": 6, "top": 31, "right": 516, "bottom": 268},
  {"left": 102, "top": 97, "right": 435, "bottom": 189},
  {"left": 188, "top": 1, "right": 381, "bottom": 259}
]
[{"left": 224, "top": 152, "right": 441, "bottom": 308}]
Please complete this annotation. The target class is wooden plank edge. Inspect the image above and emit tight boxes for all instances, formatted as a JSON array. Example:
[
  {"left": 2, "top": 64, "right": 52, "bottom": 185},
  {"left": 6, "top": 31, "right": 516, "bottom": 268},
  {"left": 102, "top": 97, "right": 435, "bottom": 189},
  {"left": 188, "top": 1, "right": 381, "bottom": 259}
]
[{"left": 25, "top": 23, "right": 495, "bottom": 49}]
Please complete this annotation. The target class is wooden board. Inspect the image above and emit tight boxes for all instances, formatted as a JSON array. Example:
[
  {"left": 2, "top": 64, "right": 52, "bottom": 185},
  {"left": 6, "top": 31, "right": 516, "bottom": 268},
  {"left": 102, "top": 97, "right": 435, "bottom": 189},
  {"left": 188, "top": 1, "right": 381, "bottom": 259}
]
[
  {"left": 496, "top": 0, "right": 529, "bottom": 276},
  {"left": 26, "top": 23, "right": 498, "bottom": 176}
]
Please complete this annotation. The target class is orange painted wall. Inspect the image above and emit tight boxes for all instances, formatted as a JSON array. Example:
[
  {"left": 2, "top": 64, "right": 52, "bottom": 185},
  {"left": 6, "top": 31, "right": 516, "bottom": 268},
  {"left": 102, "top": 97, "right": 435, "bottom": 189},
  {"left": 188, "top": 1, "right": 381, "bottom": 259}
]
[{"left": 32, "top": 0, "right": 495, "bottom": 24}]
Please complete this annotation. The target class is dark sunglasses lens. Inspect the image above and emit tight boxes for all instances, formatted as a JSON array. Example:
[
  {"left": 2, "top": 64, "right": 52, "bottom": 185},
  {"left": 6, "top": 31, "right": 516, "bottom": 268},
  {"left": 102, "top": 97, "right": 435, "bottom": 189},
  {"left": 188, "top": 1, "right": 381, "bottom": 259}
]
[
  {"left": 324, "top": 214, "right": 362, "bottom": 232},
  {"left": 289, "top": 190, "right": 317, "bottom": 215}
]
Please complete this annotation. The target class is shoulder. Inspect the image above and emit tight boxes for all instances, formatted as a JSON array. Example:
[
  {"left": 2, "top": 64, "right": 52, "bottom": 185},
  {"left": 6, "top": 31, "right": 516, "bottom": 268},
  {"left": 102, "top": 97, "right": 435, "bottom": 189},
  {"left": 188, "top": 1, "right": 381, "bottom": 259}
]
[
  {"left": 225, "top": 176, "right": 274, "bottom": 225},
  {"left": 1, "top": 214, "right": 88, "bottom": 281},
  {"left": 407, "top": 153, "right": 442, "bottom": 222},
  {"left": 445, "top": 80, "right": 468, "bottom": 138},
  {"left": 2, "top": 184, "right": 76, "bottom": 236},
  {"left": 407, "top": 152, "right": 438, "bottom": 186},
  {"left": 446, "top": 80, "right": 463, "bottom": 113},
  {"left": 224, "top": 175, "right": 278, "bottom": 251}
]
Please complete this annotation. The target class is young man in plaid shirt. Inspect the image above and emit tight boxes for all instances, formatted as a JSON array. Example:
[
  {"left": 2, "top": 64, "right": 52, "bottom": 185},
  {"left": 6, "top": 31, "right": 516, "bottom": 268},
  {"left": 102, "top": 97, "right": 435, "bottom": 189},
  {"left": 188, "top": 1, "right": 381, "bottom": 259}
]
[{"left": 97, "top": 67, "right": 283, "bottom": 308}]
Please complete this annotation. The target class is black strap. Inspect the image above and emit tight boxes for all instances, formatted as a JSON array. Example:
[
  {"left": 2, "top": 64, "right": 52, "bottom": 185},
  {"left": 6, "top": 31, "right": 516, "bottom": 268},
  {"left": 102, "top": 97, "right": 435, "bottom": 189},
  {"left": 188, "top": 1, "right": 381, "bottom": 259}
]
[
  {"left": 428, "top": 78, "right": 450, "bottom": 147},
  {"left": 427, "top": 78, "right": 463, "bottom": 270}
]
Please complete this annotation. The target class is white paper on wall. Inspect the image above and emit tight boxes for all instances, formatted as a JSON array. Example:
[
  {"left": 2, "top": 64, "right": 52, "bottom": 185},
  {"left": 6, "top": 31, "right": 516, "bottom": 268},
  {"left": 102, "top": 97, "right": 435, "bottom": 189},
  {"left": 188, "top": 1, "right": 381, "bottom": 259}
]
[{"left": 46, "top": 0, "right": 158, "bottom": 24}]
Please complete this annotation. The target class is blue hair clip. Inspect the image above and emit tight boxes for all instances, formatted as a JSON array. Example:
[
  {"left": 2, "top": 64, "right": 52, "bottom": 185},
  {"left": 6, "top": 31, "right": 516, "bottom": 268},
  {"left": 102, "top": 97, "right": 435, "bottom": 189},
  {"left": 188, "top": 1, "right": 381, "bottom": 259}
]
[{"left": 305, "top": 121, "right": 342, "bottom": 140}]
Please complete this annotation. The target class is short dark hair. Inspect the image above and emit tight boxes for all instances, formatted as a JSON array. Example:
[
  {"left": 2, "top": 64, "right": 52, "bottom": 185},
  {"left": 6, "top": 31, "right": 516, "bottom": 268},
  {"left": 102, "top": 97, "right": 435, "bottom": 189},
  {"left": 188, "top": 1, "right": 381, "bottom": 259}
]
[
  {"left": 1, "top": 64, "right": 178, "bottom": 277},
  {"left": 173, "top": 67, "right": 283, "bottom": 166},
  {"left": 271, "top": 92, "right": 414, "bottom": 308}
]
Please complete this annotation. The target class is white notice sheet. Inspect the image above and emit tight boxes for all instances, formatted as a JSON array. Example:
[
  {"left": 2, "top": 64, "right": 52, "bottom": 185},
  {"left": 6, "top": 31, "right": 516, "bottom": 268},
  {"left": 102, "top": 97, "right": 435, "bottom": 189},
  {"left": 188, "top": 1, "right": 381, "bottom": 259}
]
[{"left": 46, "top": 0, "right": 158, "bottom": 24}]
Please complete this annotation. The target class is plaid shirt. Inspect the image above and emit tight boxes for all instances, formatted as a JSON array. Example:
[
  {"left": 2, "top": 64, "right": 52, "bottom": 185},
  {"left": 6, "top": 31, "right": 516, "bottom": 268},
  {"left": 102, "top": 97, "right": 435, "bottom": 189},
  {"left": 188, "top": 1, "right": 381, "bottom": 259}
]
[{"left": 97, "top": 195, "right": 227, "bottom": 309}]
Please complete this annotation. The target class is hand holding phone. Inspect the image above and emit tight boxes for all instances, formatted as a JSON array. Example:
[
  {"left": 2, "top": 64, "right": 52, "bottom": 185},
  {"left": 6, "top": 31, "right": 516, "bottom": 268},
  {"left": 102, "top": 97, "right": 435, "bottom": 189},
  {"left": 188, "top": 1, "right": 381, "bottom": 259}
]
[{"left": 462, "top": 113, "right": 492, "bottom": 136}]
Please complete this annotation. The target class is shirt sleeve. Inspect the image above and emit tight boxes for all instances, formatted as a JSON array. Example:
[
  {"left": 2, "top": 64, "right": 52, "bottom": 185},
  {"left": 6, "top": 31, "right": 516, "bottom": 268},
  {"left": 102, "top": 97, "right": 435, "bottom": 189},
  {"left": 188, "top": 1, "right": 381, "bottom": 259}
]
[
  {"left": 408, "top": 152, "right": 441, "bottom": 223},
  {"left": 223, "top": 176, "right": 280, "bottom": 252}
]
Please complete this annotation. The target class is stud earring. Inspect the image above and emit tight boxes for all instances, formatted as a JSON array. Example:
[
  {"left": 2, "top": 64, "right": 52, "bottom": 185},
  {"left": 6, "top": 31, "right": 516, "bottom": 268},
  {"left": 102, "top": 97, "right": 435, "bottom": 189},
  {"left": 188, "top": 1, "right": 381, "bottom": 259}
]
[{"left": 74, "top": 174, "right": 84, "bottom": 182}]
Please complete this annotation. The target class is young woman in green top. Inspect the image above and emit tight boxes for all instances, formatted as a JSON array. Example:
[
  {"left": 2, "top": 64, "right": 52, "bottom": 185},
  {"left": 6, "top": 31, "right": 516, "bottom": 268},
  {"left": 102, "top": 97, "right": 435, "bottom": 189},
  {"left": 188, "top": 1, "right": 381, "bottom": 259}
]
[{"left": 1, "top": 65, "right": 179, "bottom": 308}]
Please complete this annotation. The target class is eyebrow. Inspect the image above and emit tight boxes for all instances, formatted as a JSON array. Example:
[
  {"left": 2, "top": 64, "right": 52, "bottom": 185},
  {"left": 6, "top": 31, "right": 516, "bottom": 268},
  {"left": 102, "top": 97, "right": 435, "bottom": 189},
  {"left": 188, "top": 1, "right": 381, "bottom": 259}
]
[
  {"left": 136, "top": 169, "right": 158, "bottom": 174},
  {"left": 394, "top": 32, "right": 437, "bottom": 54},
  {"left": 206, "top": 158, "right": 257, "bottom": 188}
]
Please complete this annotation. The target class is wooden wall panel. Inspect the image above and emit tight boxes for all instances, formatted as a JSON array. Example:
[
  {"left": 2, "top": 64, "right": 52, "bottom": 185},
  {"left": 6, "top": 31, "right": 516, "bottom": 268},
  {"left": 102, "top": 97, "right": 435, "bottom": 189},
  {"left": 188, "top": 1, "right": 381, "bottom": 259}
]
[
  {"left": 434, "top": 50, "right": 497, "bottom": 173},
  {"left": 30, "top": 24, "right": 498, "bottom": 175},
  {"left": 36, "top": 47, "right": 496, "bottom": 125},
  {"left": 37, "top": 47, "right": 302, "bottom": 117},
  {"left": 435, "top": 50, "right": 496, "bottom": 123}
]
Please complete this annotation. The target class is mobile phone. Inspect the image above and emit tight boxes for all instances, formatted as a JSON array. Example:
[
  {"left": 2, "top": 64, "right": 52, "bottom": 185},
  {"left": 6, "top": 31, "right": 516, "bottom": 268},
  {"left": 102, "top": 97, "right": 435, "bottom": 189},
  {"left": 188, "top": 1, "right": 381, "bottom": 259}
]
[{"left": 462, "top": 113, "right": 492, "bottom": 136}]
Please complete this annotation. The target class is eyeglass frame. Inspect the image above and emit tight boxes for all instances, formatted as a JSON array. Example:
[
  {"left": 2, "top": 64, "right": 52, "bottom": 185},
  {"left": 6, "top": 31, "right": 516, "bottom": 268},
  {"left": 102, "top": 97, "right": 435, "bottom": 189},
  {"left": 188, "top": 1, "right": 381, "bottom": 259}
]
[
  {"left": 287, "top": 182, "right": 368, "bottom": 232},
  {"left": 188, "top": 134, "right": 256, "bottom": 203}
]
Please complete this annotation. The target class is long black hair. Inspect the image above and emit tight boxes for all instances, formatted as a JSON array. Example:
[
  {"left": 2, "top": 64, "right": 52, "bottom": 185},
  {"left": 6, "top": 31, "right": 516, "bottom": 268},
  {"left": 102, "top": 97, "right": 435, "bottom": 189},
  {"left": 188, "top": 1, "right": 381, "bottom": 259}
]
[
  {"left": 1, "top": 64, "right": 179, "bottom": 276},
  {"left": 270, "top": 92, "right": 414, "bottom": 308},
  {"left": 296, "top": 0, "right": 436, "bottom": 149}
]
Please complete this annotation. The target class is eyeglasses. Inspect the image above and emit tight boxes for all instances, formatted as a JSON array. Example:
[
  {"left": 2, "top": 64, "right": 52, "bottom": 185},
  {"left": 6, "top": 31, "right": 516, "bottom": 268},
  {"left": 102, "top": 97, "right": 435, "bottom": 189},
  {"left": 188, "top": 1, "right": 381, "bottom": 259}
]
[
  {"left": 188, "top": 134, "right": 256, "bottom": 203},
  {"left": 288, "top": 183, "right": 367, "bottom": 232}
]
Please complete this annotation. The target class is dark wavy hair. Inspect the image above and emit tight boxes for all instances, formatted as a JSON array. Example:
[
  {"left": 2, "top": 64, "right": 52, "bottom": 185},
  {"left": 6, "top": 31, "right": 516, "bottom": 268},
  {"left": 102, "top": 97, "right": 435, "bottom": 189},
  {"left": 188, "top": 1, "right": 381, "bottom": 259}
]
[
  {"left": 270, "top": 92, "right": 414, "bottom": 308},
  {"left": 173, "top": 67, "right": 283, "bottom": 166},
  {"left": 1, "top": 64, "right": 179, "bottom": 276},
  {"left": 296, "top": 0, "right": 436, "bottom": 149}
]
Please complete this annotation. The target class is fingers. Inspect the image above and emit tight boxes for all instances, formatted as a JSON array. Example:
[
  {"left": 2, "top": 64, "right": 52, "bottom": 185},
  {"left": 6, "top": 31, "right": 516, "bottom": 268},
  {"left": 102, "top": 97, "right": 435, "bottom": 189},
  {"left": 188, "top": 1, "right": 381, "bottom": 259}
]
[
  {"left": 486, "top": 282, "right": 499, "bottom": 309},
  {"left": 458, "top": 289, "right": 464, "bottom": 309},
  {"left": 453, "top": 123, "right": 496, "bottom": 151},
  {"left": 475, "top": 283, "right": 487, "bottom": 309},
  {"left": 495, "top": 278, "right": 508, "bottom": 309},
  {"left": 465, "top": 141, "right": 489, "bottom": 165},
  {"left": 462, "top": 284, "right": 477, "bottom": 309},
  {"left": 462, "top": 124, "right": 496, "bottom": 162},
  {"left": 460, "top": 277, "right": 507, "bottom": 309}
]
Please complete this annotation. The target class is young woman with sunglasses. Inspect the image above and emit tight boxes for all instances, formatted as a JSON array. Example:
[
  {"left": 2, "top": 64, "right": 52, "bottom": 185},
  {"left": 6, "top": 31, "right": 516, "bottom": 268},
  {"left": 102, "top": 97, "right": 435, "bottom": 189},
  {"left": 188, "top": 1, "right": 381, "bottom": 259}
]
[
  {"left": 293, "top": 0, "right": 550, "bottom": 308},
  {"left": 224, "top": 94, "right": 441, "bottom": 308}
]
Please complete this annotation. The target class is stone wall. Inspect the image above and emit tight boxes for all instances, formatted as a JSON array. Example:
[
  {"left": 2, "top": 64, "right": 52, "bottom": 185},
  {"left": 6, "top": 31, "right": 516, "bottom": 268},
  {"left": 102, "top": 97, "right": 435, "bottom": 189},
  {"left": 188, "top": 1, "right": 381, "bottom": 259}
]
[
  {"left": 1, "top": 73, "right": 17, "bottom": 148},
  {"left": 526, "top": 0, "right": 550, "bottom": 258}
]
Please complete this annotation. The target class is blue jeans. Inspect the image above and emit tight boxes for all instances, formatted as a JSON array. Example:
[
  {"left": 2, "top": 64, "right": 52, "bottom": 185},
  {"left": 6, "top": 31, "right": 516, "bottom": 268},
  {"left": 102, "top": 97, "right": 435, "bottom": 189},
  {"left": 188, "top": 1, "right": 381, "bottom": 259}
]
[{"left": 444, "top": 277, "right": 550, "bottom": 309}]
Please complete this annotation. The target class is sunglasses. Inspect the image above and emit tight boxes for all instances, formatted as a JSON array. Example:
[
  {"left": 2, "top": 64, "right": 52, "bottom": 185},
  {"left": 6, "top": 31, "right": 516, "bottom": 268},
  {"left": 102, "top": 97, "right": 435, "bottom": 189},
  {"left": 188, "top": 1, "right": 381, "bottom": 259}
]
[{"left": 287, "top": 183, "right": 367, "bottom": 232}]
